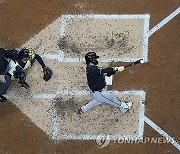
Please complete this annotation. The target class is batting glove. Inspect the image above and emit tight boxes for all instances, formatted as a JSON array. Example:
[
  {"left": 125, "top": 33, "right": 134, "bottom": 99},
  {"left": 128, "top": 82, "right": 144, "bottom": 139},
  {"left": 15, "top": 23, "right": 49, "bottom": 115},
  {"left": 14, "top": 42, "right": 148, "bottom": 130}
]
[{"left": 113, "top": 66, "right": 125, "bottom": 72}]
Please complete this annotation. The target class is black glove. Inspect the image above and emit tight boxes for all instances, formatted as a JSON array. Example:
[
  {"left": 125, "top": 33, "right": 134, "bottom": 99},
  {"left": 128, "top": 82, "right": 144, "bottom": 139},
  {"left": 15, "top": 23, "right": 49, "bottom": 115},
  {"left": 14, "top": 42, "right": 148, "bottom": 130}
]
[{"left": 43, "top": 66, "right": 53, "bottom": 81}]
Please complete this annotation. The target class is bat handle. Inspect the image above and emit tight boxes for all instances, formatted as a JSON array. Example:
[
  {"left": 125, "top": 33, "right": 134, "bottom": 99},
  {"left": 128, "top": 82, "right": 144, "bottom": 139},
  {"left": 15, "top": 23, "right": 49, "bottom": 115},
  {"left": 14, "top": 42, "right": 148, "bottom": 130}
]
[{"left": 124, "top": 64, "right": 133, "bottom": 68}]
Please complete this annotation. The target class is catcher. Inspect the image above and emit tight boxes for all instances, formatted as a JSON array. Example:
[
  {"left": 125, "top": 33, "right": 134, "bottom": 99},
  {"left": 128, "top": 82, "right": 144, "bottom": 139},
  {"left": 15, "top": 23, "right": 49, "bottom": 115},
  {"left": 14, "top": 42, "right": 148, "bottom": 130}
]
[{"left": 7, "top": 48, "right": 53, "bottom": 89}]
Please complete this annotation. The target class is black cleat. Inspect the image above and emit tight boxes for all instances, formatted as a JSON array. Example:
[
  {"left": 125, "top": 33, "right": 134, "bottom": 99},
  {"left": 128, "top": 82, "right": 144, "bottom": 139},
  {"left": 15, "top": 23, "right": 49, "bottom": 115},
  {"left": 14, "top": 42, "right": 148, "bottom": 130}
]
[
  {"left": 77, "top": 107, "right": 83, "bottom": 114},
  {"left": 0, "top": 95, "right": 7, "bottom": 102},
  {"left": 20, "top": 82, "right": 29, "bottom": 89}
]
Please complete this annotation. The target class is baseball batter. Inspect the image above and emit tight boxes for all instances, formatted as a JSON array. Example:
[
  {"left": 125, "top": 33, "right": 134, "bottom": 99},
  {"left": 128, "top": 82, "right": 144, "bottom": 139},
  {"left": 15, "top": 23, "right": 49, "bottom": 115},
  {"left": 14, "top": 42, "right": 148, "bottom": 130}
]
[{"left": 78, "top": 52, "right": 133, "bottom": 114}]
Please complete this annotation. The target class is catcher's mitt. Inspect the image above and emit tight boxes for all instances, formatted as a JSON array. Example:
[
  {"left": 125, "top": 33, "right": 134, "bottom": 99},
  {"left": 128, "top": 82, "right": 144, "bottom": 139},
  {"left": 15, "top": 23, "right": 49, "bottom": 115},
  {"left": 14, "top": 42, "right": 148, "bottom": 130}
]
[{"left": 43, "top": 67, "right": 53, "bottom": 81}]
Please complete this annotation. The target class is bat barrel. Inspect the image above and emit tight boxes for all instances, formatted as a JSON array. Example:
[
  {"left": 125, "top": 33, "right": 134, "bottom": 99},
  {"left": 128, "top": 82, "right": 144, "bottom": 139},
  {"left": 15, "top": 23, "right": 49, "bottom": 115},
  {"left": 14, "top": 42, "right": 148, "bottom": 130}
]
[{"left": 124, "top": 59, "right": 143, "bottom": 68}]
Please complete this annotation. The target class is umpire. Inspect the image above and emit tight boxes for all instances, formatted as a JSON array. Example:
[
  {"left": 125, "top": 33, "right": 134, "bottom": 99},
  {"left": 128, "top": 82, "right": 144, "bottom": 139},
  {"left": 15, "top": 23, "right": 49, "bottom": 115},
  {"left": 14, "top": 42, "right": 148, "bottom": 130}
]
[{"left": 0, "top": 48, "right": 18, "bottom": 102}]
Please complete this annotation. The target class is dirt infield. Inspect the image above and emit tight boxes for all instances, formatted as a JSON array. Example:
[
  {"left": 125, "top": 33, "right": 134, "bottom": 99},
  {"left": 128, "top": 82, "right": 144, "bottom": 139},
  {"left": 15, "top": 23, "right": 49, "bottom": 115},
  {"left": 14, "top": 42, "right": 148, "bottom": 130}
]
[{"left": 0, "top": 0, "right": 179, "bottom": 154}]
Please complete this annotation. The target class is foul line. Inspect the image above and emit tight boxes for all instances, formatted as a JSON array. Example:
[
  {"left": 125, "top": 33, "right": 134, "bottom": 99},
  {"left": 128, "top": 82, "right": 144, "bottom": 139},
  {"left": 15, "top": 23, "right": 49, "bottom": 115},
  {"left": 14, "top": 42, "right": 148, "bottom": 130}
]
[
  {"left": 144, "top": 116, "right": 180, "bottom": 151},
  {"left": 148, "top": 7, "right": 180, "bottom": 37}
]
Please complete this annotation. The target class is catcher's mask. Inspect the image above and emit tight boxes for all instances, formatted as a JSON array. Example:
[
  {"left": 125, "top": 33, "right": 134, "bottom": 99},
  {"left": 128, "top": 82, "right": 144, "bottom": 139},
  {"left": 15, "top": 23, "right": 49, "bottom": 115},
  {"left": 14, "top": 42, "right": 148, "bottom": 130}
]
[
  {"left": 85, "top": 52, "right": 99, "bottom": 65},
  {"left": 18, "top": 48, "right": 35, "bottom": 61}
]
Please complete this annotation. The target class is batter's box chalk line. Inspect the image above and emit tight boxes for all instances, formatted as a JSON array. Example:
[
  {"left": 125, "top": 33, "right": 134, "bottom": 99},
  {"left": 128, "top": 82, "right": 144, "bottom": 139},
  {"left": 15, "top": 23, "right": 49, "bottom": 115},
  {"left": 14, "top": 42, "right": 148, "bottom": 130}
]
[
  {"left": 42, "top": 14, "right": 150, "bottom": 63},
  {"left": 33, "top": 90, "right": 146, "bottom": 142}
]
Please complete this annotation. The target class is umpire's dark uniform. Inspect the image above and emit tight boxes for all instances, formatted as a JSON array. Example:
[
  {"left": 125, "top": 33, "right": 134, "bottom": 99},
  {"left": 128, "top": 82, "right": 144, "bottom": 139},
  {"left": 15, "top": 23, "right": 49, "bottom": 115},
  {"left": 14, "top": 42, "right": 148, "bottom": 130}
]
[{"left": 0, "top": 48, "right": 17, "bottom": 102}]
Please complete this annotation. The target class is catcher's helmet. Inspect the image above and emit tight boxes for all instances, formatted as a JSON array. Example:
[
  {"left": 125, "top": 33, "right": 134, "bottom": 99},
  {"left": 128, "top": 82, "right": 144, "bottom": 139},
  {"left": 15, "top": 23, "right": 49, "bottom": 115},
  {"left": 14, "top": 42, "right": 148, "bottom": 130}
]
[
  {"left": 18, "top": 49, "right": 29, "bottom": 59},
  {"left": 85, "top": 52, "right": 99, "bottom": 65},
  {"left": 18, "top": 48, "right": 35, "bottom": 60}
]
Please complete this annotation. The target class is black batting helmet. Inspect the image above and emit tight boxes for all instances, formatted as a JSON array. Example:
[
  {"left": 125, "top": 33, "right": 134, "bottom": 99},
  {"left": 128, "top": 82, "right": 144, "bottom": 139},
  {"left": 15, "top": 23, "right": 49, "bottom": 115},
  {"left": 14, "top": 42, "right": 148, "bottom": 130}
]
[{"left": 85, "top": 52, "right": 99, "bottom": 65}]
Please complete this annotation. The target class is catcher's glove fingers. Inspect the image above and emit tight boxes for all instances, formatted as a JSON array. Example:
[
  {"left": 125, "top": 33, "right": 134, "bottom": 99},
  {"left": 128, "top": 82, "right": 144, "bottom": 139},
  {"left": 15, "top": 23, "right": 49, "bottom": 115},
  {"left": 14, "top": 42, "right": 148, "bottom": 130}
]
[
  {"left": 113, "top": 66, "right": 125, "bottom": 72},
  {"left": 43, "top": 66, "right": 53, "bottom": 81}
]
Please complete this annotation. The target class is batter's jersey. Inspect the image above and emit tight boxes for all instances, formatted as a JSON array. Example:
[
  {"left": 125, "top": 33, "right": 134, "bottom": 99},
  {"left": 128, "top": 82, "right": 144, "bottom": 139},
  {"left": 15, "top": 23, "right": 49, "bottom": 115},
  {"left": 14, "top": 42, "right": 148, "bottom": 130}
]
[{"left": 86, "top": 65, "right": 116, "bottom": 91}]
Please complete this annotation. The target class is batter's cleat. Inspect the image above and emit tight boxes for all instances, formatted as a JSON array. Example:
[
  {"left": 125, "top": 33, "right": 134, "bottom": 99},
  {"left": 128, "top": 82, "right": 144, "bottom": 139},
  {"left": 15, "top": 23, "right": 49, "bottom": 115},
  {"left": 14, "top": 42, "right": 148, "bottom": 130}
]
[
  {"left": 20, "top": 82, "right": 29, "bottom": 89},
  {"left": 78, "top": 107, "right": 83, "bottom": 114},
  {"left": 120, "top": 101, "right": 133, "bottom": 113},
  {"left": 0, "top": 95, "right": 7, "bottom": 102}
]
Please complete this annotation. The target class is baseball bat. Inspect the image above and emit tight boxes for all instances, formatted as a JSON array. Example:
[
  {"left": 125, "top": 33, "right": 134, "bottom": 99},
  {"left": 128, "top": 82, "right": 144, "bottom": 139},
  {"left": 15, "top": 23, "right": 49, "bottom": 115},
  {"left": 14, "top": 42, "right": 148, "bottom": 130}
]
[{"left": 124, "top": 59, "right": 143, "bottom": 68}]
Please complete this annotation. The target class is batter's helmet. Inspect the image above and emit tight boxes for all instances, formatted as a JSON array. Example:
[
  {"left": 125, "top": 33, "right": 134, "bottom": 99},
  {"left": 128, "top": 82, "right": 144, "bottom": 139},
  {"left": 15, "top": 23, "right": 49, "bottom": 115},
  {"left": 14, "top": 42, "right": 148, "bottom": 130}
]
[{"left": 85, "top": 52, "right": 99, "bottom": 65}]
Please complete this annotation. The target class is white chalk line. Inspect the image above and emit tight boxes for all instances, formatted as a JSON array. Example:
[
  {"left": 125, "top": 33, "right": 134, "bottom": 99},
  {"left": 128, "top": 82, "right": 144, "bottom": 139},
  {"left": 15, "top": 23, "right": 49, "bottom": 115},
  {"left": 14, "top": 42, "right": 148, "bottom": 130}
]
[
  {"left": 60, "top": 17, "right": 67, "bottom": 38},
  {"left": 50, "top": 112, "right": 61, "bottom": 140},
  {"left": 143, "top": 17, "right": 150, "bottom": 62},
  {"left": 54, "top": 135, "right": 142, "bottom": 141},
  {"left": 33, "top": 90, "right": 146, "bottom": 140},
  {"left": 148, "top": 7, "right": 180, "bottom": 37},
  {"left": 33, "top": 90, "right": 145, "bottom": 99},
  {"left": 42, "top": 52, "right": 147, "bottom": 63},
  {"left": 144, "top": 116, "right": 180, "bottom": 151},
  {"left": 62, "top": 14, "right": 150, "bottom": 20},
  {"left": 138, "top": 92, "right": 146, "bottom": 138}
]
